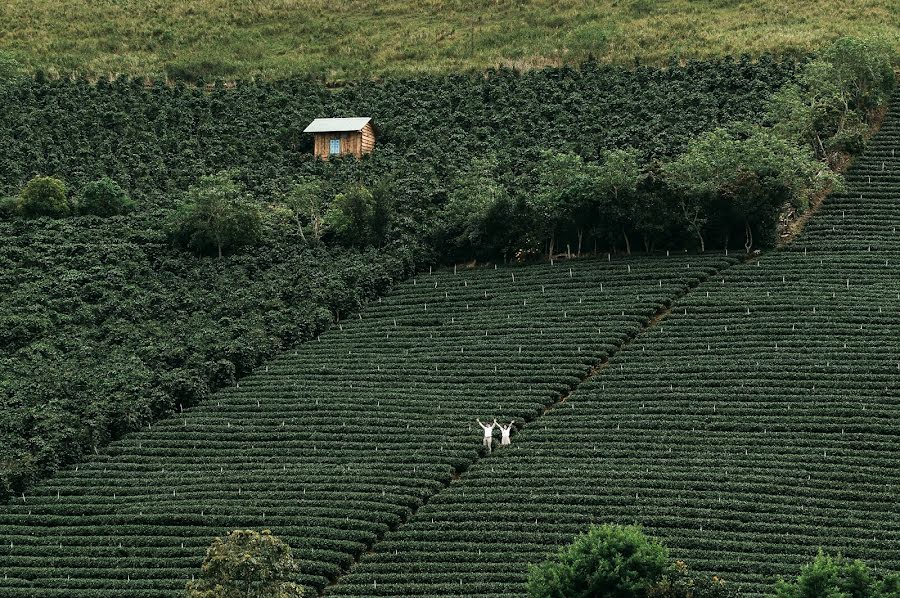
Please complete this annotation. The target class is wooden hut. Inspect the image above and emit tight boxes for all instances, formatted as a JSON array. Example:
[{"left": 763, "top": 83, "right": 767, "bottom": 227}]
[{"left": 304, "top": 117, "right": 375, "bottom": 159}]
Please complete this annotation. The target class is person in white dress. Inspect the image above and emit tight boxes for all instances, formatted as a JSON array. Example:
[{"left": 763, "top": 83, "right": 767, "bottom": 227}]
[
  {"left": 499, "top": 421, "right": 514, "bottom": 446},
  {"left": 476, "top": 418, "right": 497, "bottom": 454}
]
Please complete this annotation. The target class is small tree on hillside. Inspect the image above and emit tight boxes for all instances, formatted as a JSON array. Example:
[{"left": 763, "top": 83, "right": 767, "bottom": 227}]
[
  {"left": 324, "top": 180, "right": 393, "bottom": 248},
  {"left": 593, "top": 148, "right": 643, "bottom": 255},
  {"left": 663, "top": 127, "right": 839, "bottom": 252},
  {"left": 441, "top": 155, "right": 508, "bottom": 259},
  {"left": 530, "top": 150, "right": 597, "bottom": 258},
  {"left": 18, "top": 176, "right": 70, "bottom": 219},
  {"left": 527, "top": 524, "right": 670, "bottom": 598},
  {"left": 169, "top": 171, "right": 263, "bottom": 257},
  {"left": 78, "top": 177, "right": 134, "bottom": 216},
  {"left": 820, "top": 36, "right": 897, "bottom": 115},
  {"left": 773, "top": 551, "right": 900, "bottom": 598},
  {"left": 283, "top": 177, "right": 326, "bottom": 244},
  {"left": 185, "top": 529, "right": 304, "bottom": 598},
  {"left": 768, "top": 36, "right": 897, "bottom": 162}
]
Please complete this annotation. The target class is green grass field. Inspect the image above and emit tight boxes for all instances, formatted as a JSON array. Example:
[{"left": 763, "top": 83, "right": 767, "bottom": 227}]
[{"left": 1, "top": 0, "right": 897, "bottom": 81}]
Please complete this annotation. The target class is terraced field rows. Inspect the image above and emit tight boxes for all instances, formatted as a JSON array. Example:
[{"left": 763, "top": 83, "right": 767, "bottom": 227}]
[
  {"left": 328, "top": 101, "right": 900, "bottom": 596},
  {"left": 0, "top": 254, "right": 735, "bottom": 597}
]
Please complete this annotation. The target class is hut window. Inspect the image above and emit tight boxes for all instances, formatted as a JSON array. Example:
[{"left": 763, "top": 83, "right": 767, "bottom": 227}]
[{"left": 329, "top": 138, "right": 341, "bottom": 155}]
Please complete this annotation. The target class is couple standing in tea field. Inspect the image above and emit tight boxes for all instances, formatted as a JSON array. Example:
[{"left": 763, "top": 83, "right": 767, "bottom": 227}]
[{"left": 476, "top": 418, "right": 515, "bottom": 454}]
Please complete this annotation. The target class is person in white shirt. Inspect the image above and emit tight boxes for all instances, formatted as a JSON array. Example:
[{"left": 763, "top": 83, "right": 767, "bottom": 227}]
[
  {"left": 476, "top": 418, "right": 497, "bottom": 454},
  {"left": 499, "top": 421, "right": 514, "bottom": 446}
]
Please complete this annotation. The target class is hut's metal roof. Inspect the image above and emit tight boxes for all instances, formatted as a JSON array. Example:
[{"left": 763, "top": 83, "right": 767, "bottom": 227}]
[{"left": 303, "top": 117, "right": 372, "bottom": 133}]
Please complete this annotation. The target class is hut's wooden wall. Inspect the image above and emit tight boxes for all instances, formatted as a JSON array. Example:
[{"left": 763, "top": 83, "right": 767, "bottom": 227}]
[
  {"left": 312, "top": 126, "right": 375, "bottom": 159},
  {"left": 360, "top": 123, "right": 376, "bottom": 153}
]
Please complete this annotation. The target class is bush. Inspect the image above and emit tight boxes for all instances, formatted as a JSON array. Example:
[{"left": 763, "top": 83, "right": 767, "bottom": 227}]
[
  {"left": 527, "top": 524, "right": 670, "bottom": 598},
  {"left": 0, "top": 195, "right": 17, "bottom": 219},
  {"left": 773, "top": 551, "right": 900, "bottom": 598},
  {"left": 185, "top": 529, "right": 304, "bottom": 598},
  {"left": 169, "top": 171, "right": 263, "bottom": 257},
  {"left": 649, "top": 561, "right": 737, "bottom": 598},
  {"left": 18, "top": 176, "right": 70, "bottom": 218},
  {"left": 78, "top": 177, "right": 133, "bottom": 216},
  {"left": 324, "top": 182, "right": 393, "bottom": 248}
]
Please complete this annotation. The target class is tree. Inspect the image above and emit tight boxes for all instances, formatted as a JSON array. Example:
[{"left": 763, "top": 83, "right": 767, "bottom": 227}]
[
  {"left": 185, "top": 529, "right": 304, "bottom": 598},
  {"left": 820, "top": 36, "right": 897, "bottom": 115},
  {"left": 78, "top": 177, "right": 134, "bottom": 216},
  {"left": 169, "top": 171, "right": 263, "bottom": 257},
  {"left": 324, "top": 180, "right": 393, "bottom": 248},
  {"left": 527, "top": 524, "right": 670, "bottom": 598},
  {"left": 529, "top": 150, "right": 597, "bottom": 258},
  {"left": 440, "top": 155, "right": 509, "bottom": 259},
  {"left": 282, "top": 178, "right": 326, "bottom": 244},
  {"left": 663, "top": 127, "right": 839, "bottom": 252},
  {"left": 768, "top": 36, "right": 897, "bottom": 162},
  {"left": 593, "top": 148, "right": 643, "bottom": 254},
  {"left": 773, "top": 551, "right": 900, "bottom": 598},
  {"left": 18, "top": 176, "right": 70, "bottom": 218}
]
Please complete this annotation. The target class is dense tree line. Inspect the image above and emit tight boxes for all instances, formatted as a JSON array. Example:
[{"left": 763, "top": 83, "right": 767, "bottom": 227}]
[{"left": 437, "top": 37, "right": 896, "bottom": 261}]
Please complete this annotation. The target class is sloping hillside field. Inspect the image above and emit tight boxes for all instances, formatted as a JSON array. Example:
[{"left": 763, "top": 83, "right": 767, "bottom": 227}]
[
  {"left": 0, "top": 254, "right": 734, "bottom": 596},
  {"left": 328, "top": 102, "right": 900, "bottom": 595}
]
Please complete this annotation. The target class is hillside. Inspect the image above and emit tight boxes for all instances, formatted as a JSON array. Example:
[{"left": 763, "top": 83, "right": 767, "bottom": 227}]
[
  {"left": 0, "top": 253, "right": 736, "bottom": 596},
  {"left": 1, "top": 24, "right": 898, "bottom": 598},
  {"left": 0, "top": 58, "right": 793, "bottom": 498},
  {"left": 2, "top": 94, "right": 899, "bottom": 593},
  {"left": 0, "top": 0, "right": 896, "bottom": 80},
  {"left": 329, "top": 94, "right": 900, "bottom": 596}
]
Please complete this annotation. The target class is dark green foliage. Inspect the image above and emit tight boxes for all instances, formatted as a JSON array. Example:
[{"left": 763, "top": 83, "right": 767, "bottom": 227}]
[
  {"left": 439, "top": 155, "right": 514, "bottom": 260},
  {"left": 77, "top": 177, "right": 133, "bottom": 216},
  {"left": 647, "top": 561, "right": 738, "bottom": 598},
  {"left": 662, "top": 126, "right": 839, "bottom": 251},
  {"left": 169, "top": 172, "right": 264, "bottom": 257},
  {"left": 0, "top": 57, "right": 796, "bottom": 497},
  {"left": 186, "top": 529, "right": 304, "bottom": 598},
  {"left": 526, "top": 524, "right": 670, "bottom": 598},
  {"left": 0, "top": 56, "right": 795, "bottom": 228},
  {"left": 0, "top": 50, "right": 22, "bottom": 85},
  {"left": 0, "top": 213, "right": 416, "bottom": 499},
  {"left": 0, "top": 195, "right": 17, "bottom": 219},
  {"left": 324, "top": 181, "right": 393, "bottom": 248},
  {"left": 768, "top": 36, "right": 897, "bottom": 162},
  {"left": 773, "top": 551, "right": 900, "bottom": 598},
  {"left": 18, "top": 175, "right": 69, "bottom": 218}
]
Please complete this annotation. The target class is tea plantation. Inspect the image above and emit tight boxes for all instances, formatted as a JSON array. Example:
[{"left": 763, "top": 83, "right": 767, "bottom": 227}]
[
  {"left": 0, "top": 47, "right": 898, "bottom": 598},
  {"left": 328, "top": 99, "right": 900, "bottom": 596},
  {"left": 0, "top": 253, "right": 735, "bottom": 596}
]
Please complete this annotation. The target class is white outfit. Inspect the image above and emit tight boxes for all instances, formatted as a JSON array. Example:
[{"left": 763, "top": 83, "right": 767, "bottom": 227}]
[
  {"left": 478, "top": 421, "right": 496, "bottom": 454},
  {"left": 500, "top": 424, "right": 513, "bottom": 446}
]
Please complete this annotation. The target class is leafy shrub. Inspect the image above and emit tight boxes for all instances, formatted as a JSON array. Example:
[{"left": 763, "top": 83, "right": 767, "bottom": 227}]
[
  {"left": 325, "top": 181, "right": 392, "bottom": 248},
  {"left": 773, "top": 551, "right": 900, "bottom": 598},
  {"left": 169, "top": 171, "right": 263, "bottom": 257},
  {"left": 0, "top": 195, "right": 17, "bottom": 219},
  {"left": 186, "top": 529, "right": 304, "bottom": 598},
  {"left": 78, "top": 177, "right": 134, "bottom": 216},
  {"left": 527, "top": 524, "right": 670, "bottom": 597},
  {"left": 18, "top": 176, "right": 70, "bottom": 218},
  {"left": 649, "top": 561, "right": 737, "bottom": 598}
]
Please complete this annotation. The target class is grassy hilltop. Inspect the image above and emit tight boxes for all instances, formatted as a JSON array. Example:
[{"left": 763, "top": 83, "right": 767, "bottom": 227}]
[{"left": 0, "top": 0, "right": 897, "bottom": 81}]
